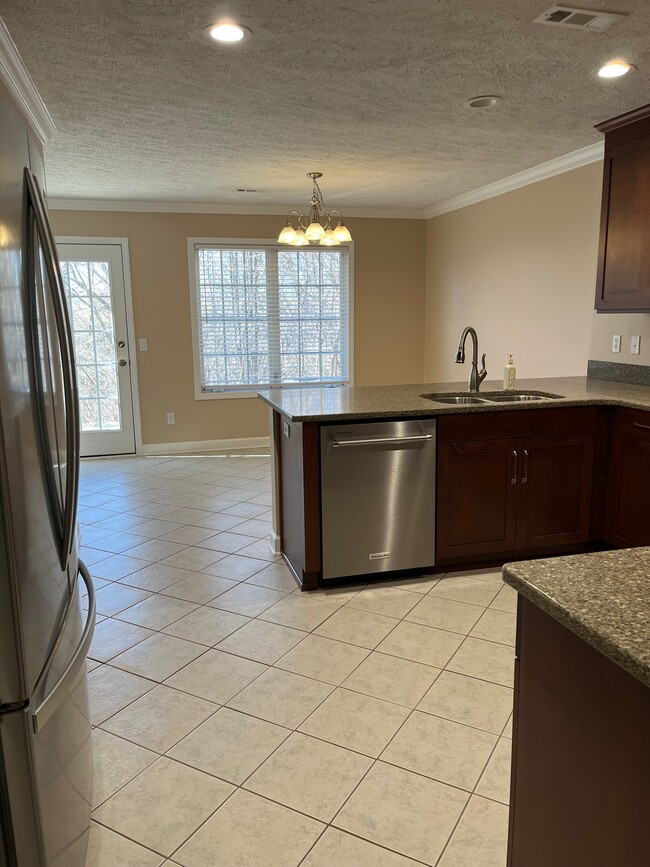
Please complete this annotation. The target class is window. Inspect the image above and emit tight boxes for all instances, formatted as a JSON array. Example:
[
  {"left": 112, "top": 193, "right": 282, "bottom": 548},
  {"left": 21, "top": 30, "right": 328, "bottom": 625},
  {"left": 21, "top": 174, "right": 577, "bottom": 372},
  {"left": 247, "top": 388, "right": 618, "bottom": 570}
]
[{"left": 189, "top": 241, "right": 351, "bottom": 395}]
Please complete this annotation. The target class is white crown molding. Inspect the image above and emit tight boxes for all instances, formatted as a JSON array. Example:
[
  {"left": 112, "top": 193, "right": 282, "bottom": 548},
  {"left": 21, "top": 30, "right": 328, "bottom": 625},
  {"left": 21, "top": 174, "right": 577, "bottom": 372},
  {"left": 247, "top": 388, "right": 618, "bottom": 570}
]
[
  {"left": 48, "top": 142, "right": 605, "bottom": 221},
  {"left": 0, "top": 19, "right": 55, "bottom": 143},
  {"left": 47, "top": 197, "right": 425, "bottom": 219},
  {"left": 424, "top": 142, "right": 604, "bottom": 219}
]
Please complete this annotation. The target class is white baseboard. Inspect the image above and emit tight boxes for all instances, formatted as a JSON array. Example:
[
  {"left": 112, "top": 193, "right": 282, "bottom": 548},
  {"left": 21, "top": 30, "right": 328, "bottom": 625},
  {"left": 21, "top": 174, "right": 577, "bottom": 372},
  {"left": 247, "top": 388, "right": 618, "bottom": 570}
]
[
  {"left": 268, "top": 532, "right": 282, "bottom": 557},
  {"left": 141, "top": 436, "right": 271, "bottom": 456}
]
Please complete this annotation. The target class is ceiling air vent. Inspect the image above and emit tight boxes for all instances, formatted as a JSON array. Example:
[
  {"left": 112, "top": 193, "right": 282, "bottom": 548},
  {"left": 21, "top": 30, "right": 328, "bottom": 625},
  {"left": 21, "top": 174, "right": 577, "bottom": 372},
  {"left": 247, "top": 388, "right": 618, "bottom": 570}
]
[
  {"left": 236, "top": 188, "right": 266, "bottom": 193},
  {"left": 533, "top": 5, "right": 627, "bottom": 30}
]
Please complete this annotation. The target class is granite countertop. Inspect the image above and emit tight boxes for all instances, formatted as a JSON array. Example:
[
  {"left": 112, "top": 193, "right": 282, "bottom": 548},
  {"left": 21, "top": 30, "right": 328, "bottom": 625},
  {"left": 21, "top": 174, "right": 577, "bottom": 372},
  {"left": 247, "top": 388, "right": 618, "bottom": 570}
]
[
  {"left": 503, "top": 548, "right": 650, "bottom": 687},
  {"left": 257, "top": 375, "right": 650, "bottom": 422}
]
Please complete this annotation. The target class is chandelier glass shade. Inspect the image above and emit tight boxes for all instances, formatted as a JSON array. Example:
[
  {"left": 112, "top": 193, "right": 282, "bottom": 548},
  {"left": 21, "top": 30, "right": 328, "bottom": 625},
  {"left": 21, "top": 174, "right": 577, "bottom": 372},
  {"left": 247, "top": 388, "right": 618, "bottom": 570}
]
[{"left": 278, "top": 172, "right": 352, "bottom": 247}]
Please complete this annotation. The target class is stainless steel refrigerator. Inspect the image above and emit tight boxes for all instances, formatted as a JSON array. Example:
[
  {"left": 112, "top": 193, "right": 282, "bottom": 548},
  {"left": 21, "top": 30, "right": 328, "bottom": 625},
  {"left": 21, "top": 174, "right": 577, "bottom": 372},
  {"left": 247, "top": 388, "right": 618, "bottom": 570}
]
[{"left": 0, "top": 76, "right": 95, "bottom": 866}]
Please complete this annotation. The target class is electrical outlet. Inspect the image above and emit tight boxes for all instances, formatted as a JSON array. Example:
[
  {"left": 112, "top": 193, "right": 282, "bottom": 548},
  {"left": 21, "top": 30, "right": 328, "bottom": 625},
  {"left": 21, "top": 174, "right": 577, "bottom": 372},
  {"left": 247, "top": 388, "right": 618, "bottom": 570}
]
[
  {"left": 139, "top": 338, "right": 148, "bottom": 351},
  {"left": 166, "top": 412, "right": 175, "bottom": 424},
  {"left": 612, "top": 334, "right": 621, "bottom": 353},
  {"left": 631, "top": 336, "right": 641, "bottom": 355}
]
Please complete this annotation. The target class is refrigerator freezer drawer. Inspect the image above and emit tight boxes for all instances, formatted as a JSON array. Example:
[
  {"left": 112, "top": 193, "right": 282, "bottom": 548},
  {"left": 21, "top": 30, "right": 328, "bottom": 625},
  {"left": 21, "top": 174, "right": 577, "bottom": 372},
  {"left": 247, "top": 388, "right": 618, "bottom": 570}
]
[
  {"left": 0, "top": 564, "right": 94, "bottom": 867},
  {"left": 320, "top": 420, "right": 437, "bottom": 580}
]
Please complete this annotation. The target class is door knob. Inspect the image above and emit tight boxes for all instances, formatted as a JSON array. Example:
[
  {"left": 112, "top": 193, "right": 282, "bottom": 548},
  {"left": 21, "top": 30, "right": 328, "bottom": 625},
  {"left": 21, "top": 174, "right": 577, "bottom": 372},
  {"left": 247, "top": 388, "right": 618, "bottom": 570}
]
[
  {"left": 117, "top": 340, "right": 126, "bottom": 348},
  {"left": 118, "top": 359, "right": 127, "bottom": 367}
]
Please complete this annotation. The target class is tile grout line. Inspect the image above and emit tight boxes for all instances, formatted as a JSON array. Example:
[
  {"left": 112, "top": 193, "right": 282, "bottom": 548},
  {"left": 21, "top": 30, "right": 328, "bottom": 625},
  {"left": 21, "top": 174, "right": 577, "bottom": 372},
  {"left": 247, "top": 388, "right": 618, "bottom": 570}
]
[
  {"left": 294, "top": 580, "right": 501, "bottom": 862},
  {"left": 81, "top": 456, "right": 511, "bottom": 865}
]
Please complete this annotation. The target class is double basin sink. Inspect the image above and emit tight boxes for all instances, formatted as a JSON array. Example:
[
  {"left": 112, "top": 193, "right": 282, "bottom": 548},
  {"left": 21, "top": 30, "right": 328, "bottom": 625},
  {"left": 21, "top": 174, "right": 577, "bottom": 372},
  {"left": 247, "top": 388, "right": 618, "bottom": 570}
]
[{"left": 421, "top": 390, "right": 564, "bottom": 405}]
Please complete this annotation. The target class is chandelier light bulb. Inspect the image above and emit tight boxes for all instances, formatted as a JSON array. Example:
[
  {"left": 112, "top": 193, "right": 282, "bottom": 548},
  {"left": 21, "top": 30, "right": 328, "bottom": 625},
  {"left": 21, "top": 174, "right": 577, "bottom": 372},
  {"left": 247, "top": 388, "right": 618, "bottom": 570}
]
[
  {"left": 278, "top": 225, "right": 298, "bottom": 244},
  {"left": 305, "top": 221, "right": 326, "bottom": 240},
  {"left": 320, "top": 228, "right": 340, "bottom": 246},
  {"left": 293, "top": 229, "right": 310, "bottom": 246},
  {"left": 332, "top": 223, "right": 352, "bottom": 243}
]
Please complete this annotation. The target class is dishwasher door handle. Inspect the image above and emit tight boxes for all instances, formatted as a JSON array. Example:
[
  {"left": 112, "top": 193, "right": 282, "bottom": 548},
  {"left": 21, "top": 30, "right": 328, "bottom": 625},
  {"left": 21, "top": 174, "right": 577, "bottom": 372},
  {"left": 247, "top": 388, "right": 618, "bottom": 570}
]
[{"left": 331, "top": 434, "right": 433, "bottom": 448}]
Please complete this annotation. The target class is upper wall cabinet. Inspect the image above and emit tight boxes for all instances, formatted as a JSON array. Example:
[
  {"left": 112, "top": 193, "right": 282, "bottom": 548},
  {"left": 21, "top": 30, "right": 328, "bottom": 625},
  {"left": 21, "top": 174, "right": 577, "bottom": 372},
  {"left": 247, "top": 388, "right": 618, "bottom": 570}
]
[{"left": 595, "top": 104, "right": 650, "bottom": 312}]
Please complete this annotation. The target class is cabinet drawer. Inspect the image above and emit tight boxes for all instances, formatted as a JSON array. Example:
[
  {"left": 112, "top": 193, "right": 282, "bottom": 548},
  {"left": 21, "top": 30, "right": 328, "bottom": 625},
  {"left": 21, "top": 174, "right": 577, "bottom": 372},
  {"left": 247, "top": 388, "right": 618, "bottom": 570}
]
[
  {"left": 612, "top": 407, "right": 650, "bottom": 441},
  {"left": 438, "top": 407, "right": 599, "bottom": 444}
]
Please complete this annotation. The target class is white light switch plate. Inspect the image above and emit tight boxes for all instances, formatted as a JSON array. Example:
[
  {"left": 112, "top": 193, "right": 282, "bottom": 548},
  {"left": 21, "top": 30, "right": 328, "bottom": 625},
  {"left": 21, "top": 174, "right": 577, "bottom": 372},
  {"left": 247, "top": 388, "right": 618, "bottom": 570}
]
[
  {"left": 139, "top": 338, "right": 148, "bottom": 351},
  {"left": 612, "top": 335, "right": 621, "bottom": 353},
  {"left": 166, "top": 412, "right": 175, "bottom": 424},
  {"left": 631, "top": 336, "right": 641, "bottom": 355}
]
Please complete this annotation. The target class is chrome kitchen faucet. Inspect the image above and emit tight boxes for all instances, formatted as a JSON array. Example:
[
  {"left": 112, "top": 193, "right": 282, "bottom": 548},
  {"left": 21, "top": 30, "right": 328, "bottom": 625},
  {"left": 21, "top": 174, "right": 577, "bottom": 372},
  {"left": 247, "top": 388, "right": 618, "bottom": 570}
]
[{"left": 455, "top": 326, "right": 487, "bottom": 392}]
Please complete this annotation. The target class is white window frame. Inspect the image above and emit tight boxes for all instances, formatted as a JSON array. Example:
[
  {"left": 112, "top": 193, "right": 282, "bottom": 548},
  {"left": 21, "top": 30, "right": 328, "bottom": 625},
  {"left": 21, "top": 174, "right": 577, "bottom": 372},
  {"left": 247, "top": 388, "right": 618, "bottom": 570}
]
[{"left": 188, "top": 237, "right": 355, "bottom": 400}]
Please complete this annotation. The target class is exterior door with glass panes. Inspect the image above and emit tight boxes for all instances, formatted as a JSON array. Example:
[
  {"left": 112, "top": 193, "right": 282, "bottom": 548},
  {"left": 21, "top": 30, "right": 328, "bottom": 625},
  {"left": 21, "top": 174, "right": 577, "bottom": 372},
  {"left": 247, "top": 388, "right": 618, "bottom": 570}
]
[{"left": 57, "top": 243, "right": 136, "bottom": 456}]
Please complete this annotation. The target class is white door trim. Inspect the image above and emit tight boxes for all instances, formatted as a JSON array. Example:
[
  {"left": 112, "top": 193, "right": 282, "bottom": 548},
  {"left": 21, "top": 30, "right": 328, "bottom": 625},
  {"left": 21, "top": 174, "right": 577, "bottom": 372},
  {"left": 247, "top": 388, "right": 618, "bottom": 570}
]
[{"left": 55, "top": 236, "right": 143, "bottom": 454}]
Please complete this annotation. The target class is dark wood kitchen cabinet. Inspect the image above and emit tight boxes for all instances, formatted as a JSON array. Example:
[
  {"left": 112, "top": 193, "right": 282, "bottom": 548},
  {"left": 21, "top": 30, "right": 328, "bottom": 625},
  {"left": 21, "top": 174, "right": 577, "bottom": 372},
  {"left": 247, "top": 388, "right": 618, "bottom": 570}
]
[
  {"left": 508, "top": 595, "right": 650, "bottom": 867},
  {"left": 437, "top": 409, "right": 601, "bottom": 563},
  {"left": 595, "top": 103, "right": 650, "bottom": 311},
  {"left": 437, "top": 438, "right": 519, "bottom": 559},
  {"left": 605, "top": 408, "right": 650, "bottom": 547},
  {"left": 515, "top": 434, "right": 594, "bottom": 550}
]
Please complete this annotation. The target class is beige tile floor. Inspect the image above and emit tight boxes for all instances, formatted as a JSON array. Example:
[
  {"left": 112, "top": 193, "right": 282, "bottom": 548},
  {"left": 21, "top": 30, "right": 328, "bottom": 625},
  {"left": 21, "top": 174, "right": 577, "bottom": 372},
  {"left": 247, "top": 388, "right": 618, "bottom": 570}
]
[{"left": 80, "top": 452, "right": 514, "bottom": 867}]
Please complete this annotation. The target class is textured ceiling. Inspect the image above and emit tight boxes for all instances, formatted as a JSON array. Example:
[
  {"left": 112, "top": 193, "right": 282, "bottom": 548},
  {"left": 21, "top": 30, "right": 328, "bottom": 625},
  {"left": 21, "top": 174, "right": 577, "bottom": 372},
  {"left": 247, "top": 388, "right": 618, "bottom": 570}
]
[{"left": 2, "top": 0, "right": 649, "bottom": 209}]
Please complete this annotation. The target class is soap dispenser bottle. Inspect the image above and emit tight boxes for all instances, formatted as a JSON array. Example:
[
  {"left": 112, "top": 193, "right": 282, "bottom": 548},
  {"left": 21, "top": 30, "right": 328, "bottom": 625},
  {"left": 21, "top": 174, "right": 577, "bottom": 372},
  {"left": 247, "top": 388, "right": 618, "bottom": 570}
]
[{"left": 503, "top": 354, "right": 516, "bottom": 391}]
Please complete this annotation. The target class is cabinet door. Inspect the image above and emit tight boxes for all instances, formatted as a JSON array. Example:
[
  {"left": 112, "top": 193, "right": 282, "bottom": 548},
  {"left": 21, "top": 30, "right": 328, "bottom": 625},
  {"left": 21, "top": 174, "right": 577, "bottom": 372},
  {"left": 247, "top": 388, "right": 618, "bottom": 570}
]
[
  {"left": 516, "top": 434, "right": 594, "bottom": 550},
  {"left": 605, "top": 434, "right": 650, "bottom": 548},
  {"left": 508, "top": 597, "right": 650, "bottom": 867},
  {"left": 437, "top": 439, "right": 518, "bottom": 560},
  {"left": 595, "top": 133, "right": 650, "bottom": 311}
]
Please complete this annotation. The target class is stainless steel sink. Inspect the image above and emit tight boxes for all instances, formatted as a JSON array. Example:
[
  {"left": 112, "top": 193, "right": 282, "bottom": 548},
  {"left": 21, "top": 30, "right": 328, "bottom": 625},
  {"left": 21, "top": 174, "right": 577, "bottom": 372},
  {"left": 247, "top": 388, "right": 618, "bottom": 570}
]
[
  {"left": 421, "top": 390, "right": 564, "bottom": 405},
  {"left": 421, "top": 393, "right": 491, "bottom": 405},
  {"left": 480, "top": 391, "right": 564, "bottom": 402}
]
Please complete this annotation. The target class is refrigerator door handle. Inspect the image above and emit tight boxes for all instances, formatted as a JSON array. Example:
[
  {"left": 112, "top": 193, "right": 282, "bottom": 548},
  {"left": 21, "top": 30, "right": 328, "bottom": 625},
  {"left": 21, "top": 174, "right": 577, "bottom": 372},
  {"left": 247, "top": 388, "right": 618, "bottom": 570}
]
[
  {"left": 31, "top": 562, "right": 95, "bottom": 734},
  {"left": 25, "top": 169, "right": 80, "bottom": 569}
]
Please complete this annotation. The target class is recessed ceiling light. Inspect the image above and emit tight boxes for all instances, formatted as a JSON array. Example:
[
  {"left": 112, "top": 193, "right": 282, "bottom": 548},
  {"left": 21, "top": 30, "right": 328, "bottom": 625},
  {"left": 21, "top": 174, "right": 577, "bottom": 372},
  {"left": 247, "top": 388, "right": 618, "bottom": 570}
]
[
  {"left": 597, "top": 60, "right": 634, "bottom": 78},
  {"left": 203, "top": 22, "right": 251, "bottom": 44},
  {"left": 465, "top": 95, "right": 502, "bottom": 109}
]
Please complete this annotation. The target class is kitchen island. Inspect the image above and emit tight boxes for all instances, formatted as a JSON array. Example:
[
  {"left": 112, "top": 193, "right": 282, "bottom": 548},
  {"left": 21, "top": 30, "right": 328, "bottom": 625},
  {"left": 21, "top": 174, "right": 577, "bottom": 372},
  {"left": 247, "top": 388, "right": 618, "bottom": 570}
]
[
  {"left": 258, "top": 374, "right": 650, "bottom": 423},
  {"left": 502, "top": 548, "right": 650, "bottom": 867},
  {"left": 258, "top": 374, "right": 650, "bottom": 590}
]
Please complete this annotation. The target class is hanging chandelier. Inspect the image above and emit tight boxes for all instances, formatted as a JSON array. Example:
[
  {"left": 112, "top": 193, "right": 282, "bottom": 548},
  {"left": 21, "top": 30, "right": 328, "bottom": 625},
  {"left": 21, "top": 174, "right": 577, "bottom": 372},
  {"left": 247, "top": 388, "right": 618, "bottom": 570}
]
[{"left": 277, "top": 172, "right": 352, "bottom": 247}]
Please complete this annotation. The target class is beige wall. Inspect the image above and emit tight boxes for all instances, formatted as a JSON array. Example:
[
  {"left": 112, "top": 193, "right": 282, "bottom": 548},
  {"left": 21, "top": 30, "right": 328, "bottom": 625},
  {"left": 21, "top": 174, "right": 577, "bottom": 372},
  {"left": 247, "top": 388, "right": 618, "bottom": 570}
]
[
  {"left": 51, "top": 159, "right": 648, "bottom": 450},
  {"left": 589, "top": 311, "right": 650, "bottom": 366},
  {"left": 426, "top": 161, "right": 650, "bottom": 380},
  {"left": 425, "top": 163, "right": 605, "bottom": 382},
  {"left": 50, "top": 210, "right": 426, "bottom": 445}
]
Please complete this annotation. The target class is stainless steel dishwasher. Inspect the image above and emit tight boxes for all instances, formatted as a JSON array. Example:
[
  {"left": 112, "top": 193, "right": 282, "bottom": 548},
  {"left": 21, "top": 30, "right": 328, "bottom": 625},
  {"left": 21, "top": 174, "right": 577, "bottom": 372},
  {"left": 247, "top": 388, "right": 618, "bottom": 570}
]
[{"left": 320, "top": 419, "right": 436, "bottom": 581}]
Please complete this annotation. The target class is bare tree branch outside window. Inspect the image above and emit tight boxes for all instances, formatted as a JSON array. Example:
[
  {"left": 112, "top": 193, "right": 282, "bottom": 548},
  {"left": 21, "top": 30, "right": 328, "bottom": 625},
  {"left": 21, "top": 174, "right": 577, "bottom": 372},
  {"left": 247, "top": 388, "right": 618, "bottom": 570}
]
[
  {"left": 195, "top": 245, "right": 350, "bottom": 392},
  {"left": 60, "top": 259, "right": 121, "bottom": 431}
]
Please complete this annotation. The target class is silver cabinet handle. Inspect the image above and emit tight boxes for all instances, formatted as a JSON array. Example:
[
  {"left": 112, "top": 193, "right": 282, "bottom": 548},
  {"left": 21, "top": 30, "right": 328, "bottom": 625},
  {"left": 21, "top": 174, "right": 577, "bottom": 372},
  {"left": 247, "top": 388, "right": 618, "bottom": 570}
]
[
  {"left": 511, "top": 450, "right": 518, "bottom": 485},
  {"left": 331, "top": 434, "right": 432, "bottom": 448},
  {"left": 633, "top": 422, "right": 650, "bottom": 431},
  {"left": 117, "top": 340, "right": 126, "bottom": 348},
  {"left": 32, "top": 561, "right": 96, "bottom": 734},
  {"left": 521, "top": 449, "right": 529, "bottom": 484},
  {"left": 118, "top": 359, "right": 128, "bottom": 367}
]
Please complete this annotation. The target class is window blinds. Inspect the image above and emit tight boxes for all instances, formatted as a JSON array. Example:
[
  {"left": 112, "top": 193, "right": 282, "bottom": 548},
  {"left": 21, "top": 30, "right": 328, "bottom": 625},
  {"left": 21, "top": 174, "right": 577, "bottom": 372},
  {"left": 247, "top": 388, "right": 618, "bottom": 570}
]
[{"left": 194, "top": 244, "right": 350, "bottom": 391}]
